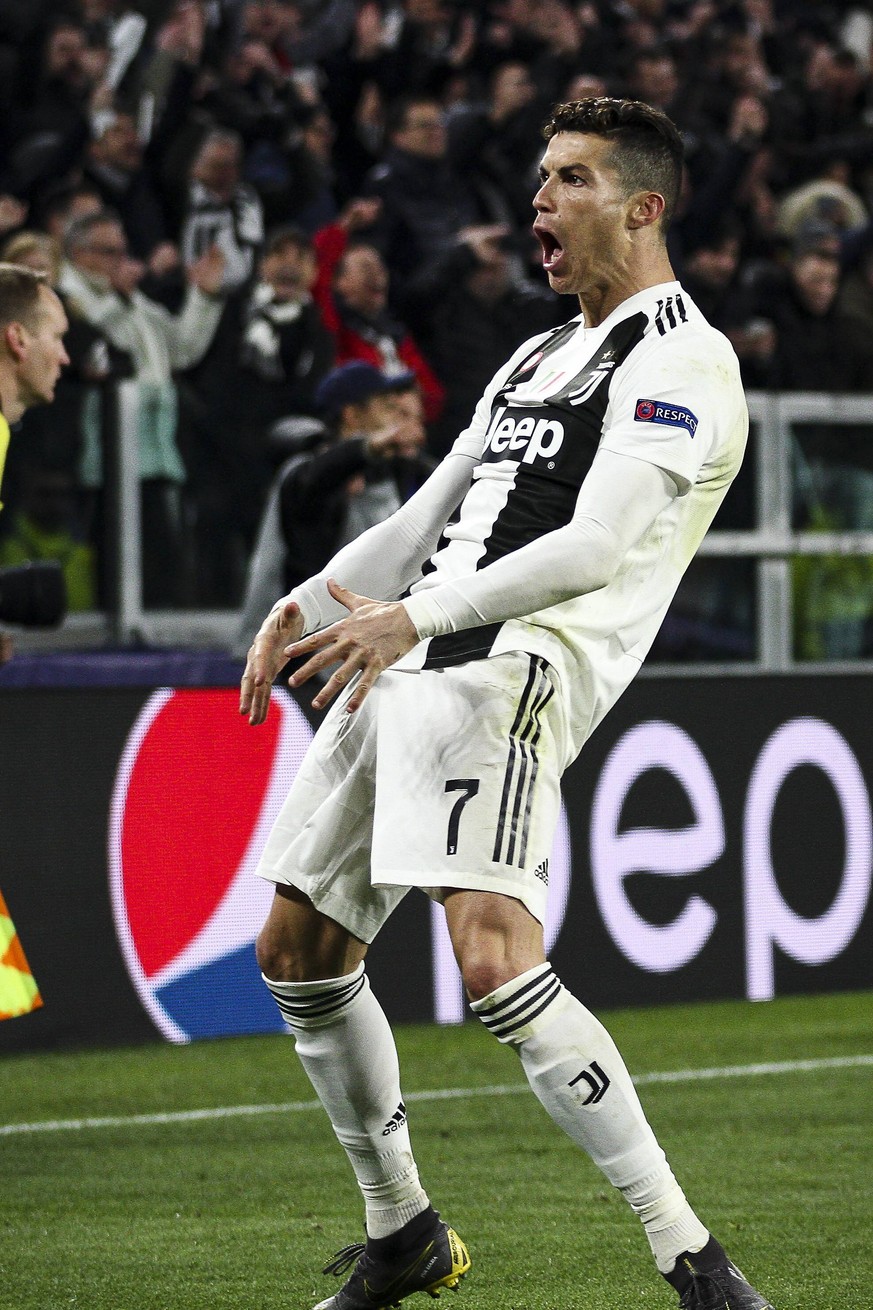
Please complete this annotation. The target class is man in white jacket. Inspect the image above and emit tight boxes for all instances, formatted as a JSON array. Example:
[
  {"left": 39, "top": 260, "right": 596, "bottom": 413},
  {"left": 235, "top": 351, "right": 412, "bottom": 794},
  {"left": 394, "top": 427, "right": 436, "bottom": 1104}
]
[{"left": 60, "top": 209, "right": 224, "bottom": 605}]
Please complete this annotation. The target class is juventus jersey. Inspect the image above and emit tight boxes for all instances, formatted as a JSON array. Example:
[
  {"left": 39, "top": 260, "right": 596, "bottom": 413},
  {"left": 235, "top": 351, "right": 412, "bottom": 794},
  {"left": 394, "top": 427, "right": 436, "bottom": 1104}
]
[{"left": 401, "top": 280, "right": 747, "bottom": 693}]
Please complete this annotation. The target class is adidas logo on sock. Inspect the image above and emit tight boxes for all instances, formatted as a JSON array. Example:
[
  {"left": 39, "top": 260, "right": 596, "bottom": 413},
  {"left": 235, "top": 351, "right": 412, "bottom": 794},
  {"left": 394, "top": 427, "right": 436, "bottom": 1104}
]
[{"left": 381, "top": 1102, "right": 407, "bottom": 1136}]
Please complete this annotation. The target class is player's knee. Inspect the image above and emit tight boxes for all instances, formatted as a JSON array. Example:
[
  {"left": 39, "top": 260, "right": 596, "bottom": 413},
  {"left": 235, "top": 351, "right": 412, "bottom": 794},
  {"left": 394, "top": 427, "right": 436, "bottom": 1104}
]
[
  {"left": 459, "top": 950, "right": 527, "bottom": 1003},
  {"left": 255, "top": 923, "right": 307, "bottom": 981},
  {"left": 453, "top": 921, "right": 546, "bottom": 1002},
  {"left": 256, "top": 893, "right": 366, "bottom": 982}
]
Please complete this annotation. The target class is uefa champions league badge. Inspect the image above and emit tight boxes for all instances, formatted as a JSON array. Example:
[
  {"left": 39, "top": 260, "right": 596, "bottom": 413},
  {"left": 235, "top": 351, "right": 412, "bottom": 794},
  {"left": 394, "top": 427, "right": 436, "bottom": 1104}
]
[
  {"left": 109, "top": 688, "right": 313, "bottom": 1042},
  {"left": 634, "top": 398, "right": 699, "bottom": 437}
]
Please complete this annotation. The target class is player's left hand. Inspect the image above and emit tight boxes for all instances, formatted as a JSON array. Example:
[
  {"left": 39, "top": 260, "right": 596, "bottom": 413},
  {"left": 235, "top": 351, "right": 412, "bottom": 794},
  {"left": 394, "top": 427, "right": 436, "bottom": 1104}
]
[{"left": 285, "top": 579, "right": 419, "bottom": 713}]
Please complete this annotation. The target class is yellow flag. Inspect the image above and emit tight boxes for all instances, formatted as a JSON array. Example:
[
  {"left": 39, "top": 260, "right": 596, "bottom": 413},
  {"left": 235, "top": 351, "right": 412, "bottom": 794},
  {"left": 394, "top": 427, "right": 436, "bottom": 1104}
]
[{"left": 0, "top": 890, "right": 43, "bottom": 1020}]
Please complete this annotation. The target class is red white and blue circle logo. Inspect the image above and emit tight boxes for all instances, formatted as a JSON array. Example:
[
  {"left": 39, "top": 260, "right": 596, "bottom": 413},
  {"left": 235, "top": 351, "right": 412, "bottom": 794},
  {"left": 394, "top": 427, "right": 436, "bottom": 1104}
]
[
  {"left": 109, "top": 688, "right": 313, "bottom": 1042},
  {"left": 635, "top": 400, "right": 656, "bottom": 420}
]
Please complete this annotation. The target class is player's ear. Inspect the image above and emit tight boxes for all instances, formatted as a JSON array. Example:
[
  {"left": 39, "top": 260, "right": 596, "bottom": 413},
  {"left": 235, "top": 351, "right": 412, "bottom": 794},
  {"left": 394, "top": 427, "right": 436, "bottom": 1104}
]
[
  {"left": 3, "top": 321, "right": 28, "bottom": 363},
  {"left": 627, "top": 191, "right": 665, "bottom": 230}
]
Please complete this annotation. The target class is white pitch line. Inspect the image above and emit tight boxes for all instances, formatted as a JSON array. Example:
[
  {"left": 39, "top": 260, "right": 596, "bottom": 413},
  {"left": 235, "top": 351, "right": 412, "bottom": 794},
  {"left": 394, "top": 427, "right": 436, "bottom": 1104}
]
[{"left": 1, "top": 1053, "right": 871, "bottom": 1138}]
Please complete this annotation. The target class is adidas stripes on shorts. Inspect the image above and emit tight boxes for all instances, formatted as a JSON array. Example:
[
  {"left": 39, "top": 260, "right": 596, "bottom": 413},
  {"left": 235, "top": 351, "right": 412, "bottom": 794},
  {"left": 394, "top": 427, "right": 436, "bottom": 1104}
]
[{"left": 254, "top": 651, "right": 571, "bottom": 941}]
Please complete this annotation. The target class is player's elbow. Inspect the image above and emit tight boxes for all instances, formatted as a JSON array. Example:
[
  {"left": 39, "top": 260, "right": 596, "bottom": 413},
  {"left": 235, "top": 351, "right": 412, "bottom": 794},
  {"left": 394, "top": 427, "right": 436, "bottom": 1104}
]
[{"left": 567, "top": 519, "right": 626, "bottom": 595}]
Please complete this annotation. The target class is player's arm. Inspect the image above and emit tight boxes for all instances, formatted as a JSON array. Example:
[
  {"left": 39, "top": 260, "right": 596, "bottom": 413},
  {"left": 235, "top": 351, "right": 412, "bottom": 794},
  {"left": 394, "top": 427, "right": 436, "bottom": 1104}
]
[
  {"left": 401, "top": 448, "right": 678, "bottom": 637},
  {"left": 242, "top": 327, "right": 564, "bottom": 720},
  {"left": 284, "top": 449, "right": 679, "bottom": 714},
  {"left": 239, "top": 433, "right": 481, "bottom": 724},
  {"left": 283, "top": 429, "right": 481, "bottom": 631}
]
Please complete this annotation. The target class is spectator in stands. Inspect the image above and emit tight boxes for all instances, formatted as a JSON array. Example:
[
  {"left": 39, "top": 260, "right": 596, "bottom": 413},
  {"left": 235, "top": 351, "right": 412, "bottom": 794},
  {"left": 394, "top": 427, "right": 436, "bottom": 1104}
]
[
  {"left": 774, "top": 174, "right": 868, "bottom": 249},
  {"left": 180, "top": 223, "right": 335, "bottom": 606},
  {"left": 238, "top": 0, "right": 305, "bottom": 76},
  {"left": 765, "top": 245, "right": 870, "bottom": 391},
  {"left": 669, "top": 92, "right": 771, "bottom": 274},
  {"left": 626, "top": 45, "right": 681, "bottom": 118},
  {"left": 680, "top": 225, "right": 745, "bottom": 328},
  {"left": 200, "top": 27, "right": 304, "bottom": 144},
  {"left": 284, "top": 362, "right": 432, "bottom": 592},
  {"left": 757, "top": 239, "right": 873, "bottom": 661},
  {"left": 179, "top": 127, "right": 265, "bottom": 293},
  {"left": 39, "top": 183, "right": 104, "bottom": 252},
  {"left": 775, "top": 38, "right": 873, "bottom": 192},
  {"left": 235, "top": 359, "right": 432, "bottom": 653},
  {"left": 0, "top": 0, "right": 870, "bottom": 650},
  {"left": 84, "top": 110, "right": 175, "bottom": 266},
  {"left": 60, "top": 209, "right": 226, "bottom": 607},
  {"left": 448, "top": 60, "right": 548, "bottom": 231},
  {"left": 838, "top": 231, "right": 873, "bottom": 363},
  {"left": 4, "top": 17, "right": 98, "bottom": 202},
  {"left": 313, "top": 198, "right": 445, "bottom": 423},
  {"left": 422, "top": 222, "right": 564, "bottom": 456},
  {"left": 0, "top": 227, "right": 132, "bottom": 529},
  {"left": 361, "top": 93, "right": 511, "bottom": 313},
  {"left": 336, "top": 0, "right": 479, "bottom": 104}
]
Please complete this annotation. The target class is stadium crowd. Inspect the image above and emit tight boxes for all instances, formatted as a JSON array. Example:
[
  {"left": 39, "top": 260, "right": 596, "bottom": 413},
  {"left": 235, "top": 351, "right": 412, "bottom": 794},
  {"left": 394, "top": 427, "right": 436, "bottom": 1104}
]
[{"left": 0, "top": 0, "right": 872, "bottom": 651}]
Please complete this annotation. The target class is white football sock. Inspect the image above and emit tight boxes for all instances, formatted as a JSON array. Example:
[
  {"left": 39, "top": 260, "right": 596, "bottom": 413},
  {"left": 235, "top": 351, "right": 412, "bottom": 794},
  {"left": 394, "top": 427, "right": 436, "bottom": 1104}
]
[
  {"left": 471, "top": 964, "right": 709, "bottom": 1272},
  {"left": 264, "top": 963, "right": 430, "bottom": 1237}
]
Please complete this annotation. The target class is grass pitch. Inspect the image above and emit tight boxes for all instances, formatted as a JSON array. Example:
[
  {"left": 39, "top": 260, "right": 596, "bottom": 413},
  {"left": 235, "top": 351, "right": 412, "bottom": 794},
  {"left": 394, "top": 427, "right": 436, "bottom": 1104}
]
[{"left": 1, "top": 991, "right": 871, "bottom": 1310}]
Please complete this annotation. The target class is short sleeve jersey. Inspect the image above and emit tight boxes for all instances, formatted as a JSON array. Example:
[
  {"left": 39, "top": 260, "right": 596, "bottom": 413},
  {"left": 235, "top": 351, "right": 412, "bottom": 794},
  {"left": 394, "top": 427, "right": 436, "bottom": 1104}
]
[{"left": 403, "top": 281, "right": 748, "bottom": 694}]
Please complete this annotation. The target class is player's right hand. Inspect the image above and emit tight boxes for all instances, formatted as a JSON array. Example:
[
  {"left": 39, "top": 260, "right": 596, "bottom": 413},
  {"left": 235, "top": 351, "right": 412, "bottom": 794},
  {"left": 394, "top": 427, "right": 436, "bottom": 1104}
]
[{"left": 239, "top": 599, "right": 304, "bottom": 726}]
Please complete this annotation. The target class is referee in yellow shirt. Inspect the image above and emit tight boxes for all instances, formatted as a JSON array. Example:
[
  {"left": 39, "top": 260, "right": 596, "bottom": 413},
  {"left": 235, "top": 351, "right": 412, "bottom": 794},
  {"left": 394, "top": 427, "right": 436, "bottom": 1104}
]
[{"left": 0, "top": 261, "right": 69, "bottom": 1021}]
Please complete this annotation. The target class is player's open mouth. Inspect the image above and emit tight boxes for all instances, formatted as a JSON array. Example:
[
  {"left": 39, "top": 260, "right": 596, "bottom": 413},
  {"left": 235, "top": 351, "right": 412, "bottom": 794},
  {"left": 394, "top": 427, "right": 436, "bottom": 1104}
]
[{"left": 535, "top": 226, "right": 564, "bottom": 272}]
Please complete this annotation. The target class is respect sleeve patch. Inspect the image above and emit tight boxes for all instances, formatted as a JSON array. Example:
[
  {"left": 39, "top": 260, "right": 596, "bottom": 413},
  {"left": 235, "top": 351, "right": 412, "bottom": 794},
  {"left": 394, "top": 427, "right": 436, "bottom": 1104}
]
[{"left": 634, "top": 398, "right": 698, "bottom": 437}]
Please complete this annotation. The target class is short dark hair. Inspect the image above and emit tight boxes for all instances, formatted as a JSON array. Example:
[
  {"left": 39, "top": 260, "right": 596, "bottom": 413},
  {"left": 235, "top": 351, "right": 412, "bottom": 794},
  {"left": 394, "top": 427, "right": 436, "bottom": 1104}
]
[
  {"left": 0, "top": 263, "right": 48, "bottom": 331},
  {"left": 543, "top": 97, "right": 684, "bottom": 227},
  {"left": 264, "top": 225, "right": 313, "bottom": 258},
  {"left": 388, "top": 94, "right": 441, "bottom": 136}
]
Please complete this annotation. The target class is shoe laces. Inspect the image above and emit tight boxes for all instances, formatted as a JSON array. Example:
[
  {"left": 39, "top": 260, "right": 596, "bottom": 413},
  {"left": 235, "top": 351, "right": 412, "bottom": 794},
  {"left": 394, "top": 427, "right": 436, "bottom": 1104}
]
[
  {"left": 323, "top": 1243, "right": 368, "bottom": 1278},
  {"left": 679, "top": 1268, "right": 731, "bottom": 1310}
]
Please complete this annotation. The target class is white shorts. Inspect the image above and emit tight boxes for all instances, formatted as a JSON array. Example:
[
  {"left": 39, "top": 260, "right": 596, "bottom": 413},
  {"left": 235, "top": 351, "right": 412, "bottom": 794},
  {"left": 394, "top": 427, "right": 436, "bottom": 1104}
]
[{"left": 254, "top": 652, "right": 572, "bottom": 942}]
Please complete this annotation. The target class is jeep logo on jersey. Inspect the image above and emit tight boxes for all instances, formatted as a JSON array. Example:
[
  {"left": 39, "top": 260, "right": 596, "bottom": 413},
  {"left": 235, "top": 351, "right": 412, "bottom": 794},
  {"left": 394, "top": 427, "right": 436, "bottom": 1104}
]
[
  {"left": 484, "top": 405, "right": 565, "bottom": 464},
  {"left": 634, "top": 398, "right": 699, "bottom": 437}
]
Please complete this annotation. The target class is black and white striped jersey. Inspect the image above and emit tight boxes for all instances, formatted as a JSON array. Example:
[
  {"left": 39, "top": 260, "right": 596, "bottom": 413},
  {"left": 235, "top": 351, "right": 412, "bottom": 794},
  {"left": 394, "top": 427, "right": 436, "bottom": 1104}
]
[{"left": 400, "top": 280, "right": 747, "bottom": 697}]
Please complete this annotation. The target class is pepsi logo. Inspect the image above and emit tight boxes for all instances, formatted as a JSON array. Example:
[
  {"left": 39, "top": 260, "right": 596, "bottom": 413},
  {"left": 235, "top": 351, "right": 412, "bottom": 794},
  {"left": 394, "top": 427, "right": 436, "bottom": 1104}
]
[
  {"left": 636, "top": 400, "right": 656, "bottom": 420},
  {"left": 109, "top": 688, "right": 313, "bottom": 1042}
]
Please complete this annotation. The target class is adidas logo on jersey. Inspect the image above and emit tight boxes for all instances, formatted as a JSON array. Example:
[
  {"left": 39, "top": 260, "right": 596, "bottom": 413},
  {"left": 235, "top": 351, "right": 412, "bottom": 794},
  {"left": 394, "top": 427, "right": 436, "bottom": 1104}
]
[
  {"left": 484, "top": 406, "right": 565, "bottom": 463},
  {"left": 533, "top": 858, "right": 549, "bottom": 884}
]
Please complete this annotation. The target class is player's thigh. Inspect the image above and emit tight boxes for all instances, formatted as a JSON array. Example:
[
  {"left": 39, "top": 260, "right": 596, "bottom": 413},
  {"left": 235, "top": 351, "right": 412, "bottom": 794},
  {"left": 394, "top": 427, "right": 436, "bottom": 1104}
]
[
  {"left": 255, "top": 684, "right": 407, "bottom": 946},
  {"left": 371, "top": 654, "right": 567, "bottom": 923}
]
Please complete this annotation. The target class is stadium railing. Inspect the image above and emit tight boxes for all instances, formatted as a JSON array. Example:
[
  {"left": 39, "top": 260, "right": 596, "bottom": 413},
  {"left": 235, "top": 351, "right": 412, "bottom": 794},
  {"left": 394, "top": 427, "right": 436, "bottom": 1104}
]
[{"left": 9, "top": 384, "right": 873, "bottom": 673}]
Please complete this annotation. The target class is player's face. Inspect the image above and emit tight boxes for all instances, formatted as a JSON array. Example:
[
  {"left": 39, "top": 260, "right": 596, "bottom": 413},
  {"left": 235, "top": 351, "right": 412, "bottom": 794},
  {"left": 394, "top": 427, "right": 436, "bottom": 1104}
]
[
  {"left": 18, "top": 288, "right": 70, "bottom": 408},
  {"left": 532, "top": 132, "right": 634, "bottom": 297}
]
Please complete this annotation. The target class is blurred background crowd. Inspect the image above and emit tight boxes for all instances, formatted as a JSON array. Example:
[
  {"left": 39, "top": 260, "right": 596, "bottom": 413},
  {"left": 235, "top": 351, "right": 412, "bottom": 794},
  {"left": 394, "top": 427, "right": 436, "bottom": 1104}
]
[{"left": 1, "top": 0, "right": 872, "bottom": 652}]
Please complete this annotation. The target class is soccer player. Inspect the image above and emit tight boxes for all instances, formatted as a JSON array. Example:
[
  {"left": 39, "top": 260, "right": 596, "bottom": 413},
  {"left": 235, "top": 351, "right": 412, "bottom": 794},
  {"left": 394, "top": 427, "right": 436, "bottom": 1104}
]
[{"left": 240, "top": 99, "right": 774, "bottom": 1310}]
